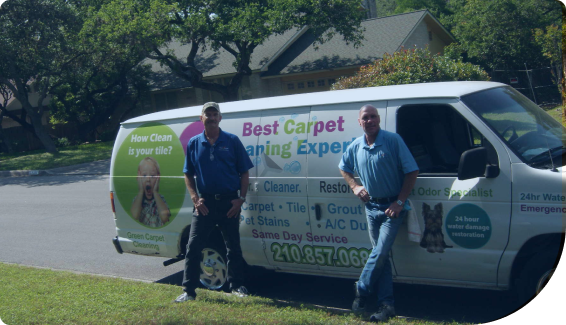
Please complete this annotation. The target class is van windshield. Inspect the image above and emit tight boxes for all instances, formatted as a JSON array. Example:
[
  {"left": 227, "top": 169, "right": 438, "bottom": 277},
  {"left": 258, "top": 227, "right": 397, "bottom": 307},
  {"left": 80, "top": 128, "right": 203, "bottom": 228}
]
[{"left": 461, "top": 86, "right": 566, "bottom": 169}]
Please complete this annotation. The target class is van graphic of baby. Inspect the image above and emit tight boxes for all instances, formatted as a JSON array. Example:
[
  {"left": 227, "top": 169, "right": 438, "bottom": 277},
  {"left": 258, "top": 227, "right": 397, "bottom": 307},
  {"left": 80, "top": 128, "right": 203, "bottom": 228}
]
[{"left": 131, "top": 157, "right": 171, "bottom": 227}]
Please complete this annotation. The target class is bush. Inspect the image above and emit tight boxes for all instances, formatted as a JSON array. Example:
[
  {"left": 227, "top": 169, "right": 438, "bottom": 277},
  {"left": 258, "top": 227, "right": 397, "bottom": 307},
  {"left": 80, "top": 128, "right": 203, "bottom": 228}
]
[
  {"left": 331, "top": 46, "right": 490, "bottom": 90},
  {"left": 55, "top": 137, "right": 72, "bottom": 148}
]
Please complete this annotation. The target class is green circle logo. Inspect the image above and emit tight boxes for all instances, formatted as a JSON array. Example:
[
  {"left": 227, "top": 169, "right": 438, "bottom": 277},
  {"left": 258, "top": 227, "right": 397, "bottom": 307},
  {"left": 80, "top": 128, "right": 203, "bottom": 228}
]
[
  {"left": 113, "top": 122, "right": 186, "bottom": 228},
  {"left": 445, "top": 203, "right": 491, "bottom": 249}
]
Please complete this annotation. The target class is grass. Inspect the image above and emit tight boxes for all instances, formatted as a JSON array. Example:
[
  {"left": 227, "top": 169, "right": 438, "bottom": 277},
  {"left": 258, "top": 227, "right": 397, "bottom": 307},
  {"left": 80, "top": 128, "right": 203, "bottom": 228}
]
[
  {"left": 0, "top": 263, "right": 467, "bottom": 325},
  {"left": 0, "top": 141, "right": 113, "bottom": 171},
  {"left": 543, "top": 105, "right": 564, "bottom": 124}
]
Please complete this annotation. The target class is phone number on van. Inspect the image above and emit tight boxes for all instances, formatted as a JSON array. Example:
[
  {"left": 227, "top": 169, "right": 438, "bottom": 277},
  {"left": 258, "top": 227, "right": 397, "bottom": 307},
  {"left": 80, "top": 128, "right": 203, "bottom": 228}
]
[{"left": 271, "top": 243, "right": 370, "bottom": 268}]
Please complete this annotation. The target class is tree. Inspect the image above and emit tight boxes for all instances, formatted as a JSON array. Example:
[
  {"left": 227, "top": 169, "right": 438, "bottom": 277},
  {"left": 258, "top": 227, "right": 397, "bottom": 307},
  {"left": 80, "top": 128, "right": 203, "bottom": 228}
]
[
  {"left": 0, "top": 83, "right": 14, "bottom": 153},
  {"left": 374, "top": 0, "right": 397, "bottom": 18},
  {"left": 533, "top": 24, "right": 562, "bottom": 97},
  {"left": 330, "top": 46, "right": 490, "bottom": 90},
  {"left": 47, "top": 0, "right": 154, "bottom": 142},
  {"left": 0, "top": 0, "right": 82, "bottom": 153},
  {"left": 92, "top": 0, "right": 366, "bottom": 102},
  {"left": 393, "top": 0, "right": 451, "bottom": 18},
  {"left": 443, "top": 0, "right": 561, "bottom": 70}
]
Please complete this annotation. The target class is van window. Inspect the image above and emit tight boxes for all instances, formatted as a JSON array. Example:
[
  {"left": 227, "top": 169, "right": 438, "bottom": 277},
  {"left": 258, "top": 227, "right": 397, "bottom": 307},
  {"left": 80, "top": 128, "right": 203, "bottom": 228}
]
[
  {"left": 397, "top": 104, "right": 498, "bottom": 176},
  {"left": 462, "top": 86, "right": 566, "bottom": 168}
]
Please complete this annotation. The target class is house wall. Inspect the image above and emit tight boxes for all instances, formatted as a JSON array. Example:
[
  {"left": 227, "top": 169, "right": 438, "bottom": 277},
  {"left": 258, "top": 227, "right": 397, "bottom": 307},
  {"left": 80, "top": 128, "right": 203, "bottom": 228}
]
[{"left": 403, "top": 20, "right": 448, "bottom": 55}]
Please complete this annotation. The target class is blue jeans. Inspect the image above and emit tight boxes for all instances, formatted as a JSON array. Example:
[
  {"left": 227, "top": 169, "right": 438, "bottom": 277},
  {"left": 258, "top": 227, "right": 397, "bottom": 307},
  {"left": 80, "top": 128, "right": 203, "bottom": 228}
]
[{"left": 357, "top": 202, "right": 405, "bottom": 306}]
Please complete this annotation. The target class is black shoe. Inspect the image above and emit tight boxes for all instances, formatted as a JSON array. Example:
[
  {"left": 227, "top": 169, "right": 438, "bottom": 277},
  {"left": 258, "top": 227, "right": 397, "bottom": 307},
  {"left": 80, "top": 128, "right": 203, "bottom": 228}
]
[
  {"left": 369, "top": 304, "right": 396, "bottom": 322},
  {"left": 231, "top": 286, "right": 249, "bottom": 297},
  {"left": 174, "top": 292, "right": 195, "bottom": 303},
  {"left": 352, "top": 281, "right": 366, "bottom": 313}
]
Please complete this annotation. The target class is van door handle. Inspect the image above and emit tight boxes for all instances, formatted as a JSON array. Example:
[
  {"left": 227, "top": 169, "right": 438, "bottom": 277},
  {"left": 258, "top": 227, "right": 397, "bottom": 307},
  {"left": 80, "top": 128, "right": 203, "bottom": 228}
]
[
  {"left": 254, "top": 182, "right": 258, "bottom": 192},
  {"left": 315, "top": 204, "right": 322, "bottom": 221}
]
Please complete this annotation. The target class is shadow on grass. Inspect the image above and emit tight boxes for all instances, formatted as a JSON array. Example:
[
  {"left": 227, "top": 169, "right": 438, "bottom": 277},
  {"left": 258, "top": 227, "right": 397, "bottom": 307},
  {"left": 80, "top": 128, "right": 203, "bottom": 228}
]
[{"left": 155, "top": 267, "right": 524, "bottom": 324}]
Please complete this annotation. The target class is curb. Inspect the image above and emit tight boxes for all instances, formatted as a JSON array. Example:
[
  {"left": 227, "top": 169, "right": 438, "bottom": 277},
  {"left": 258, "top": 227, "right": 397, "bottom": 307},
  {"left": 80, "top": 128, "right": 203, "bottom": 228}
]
[
  {"left": 0, "top": 159, "right": 110, "bottom": 178},
  {"left": 0, "top": 170, "right": 49, "bottom": 178}
]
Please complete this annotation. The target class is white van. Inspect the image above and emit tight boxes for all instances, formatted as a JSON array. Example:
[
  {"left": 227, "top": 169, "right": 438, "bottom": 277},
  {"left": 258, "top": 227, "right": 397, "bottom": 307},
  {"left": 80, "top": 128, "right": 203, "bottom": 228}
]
[{"left": 110, "top": 81, "right": 564, "bottom": 303}]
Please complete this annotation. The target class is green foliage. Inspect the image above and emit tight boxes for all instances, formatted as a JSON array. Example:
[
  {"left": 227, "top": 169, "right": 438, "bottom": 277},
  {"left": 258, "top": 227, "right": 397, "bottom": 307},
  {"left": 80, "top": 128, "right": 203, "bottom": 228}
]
[
  {"left": 0, "top": 0, "right": 83, "bottom": 152},
  {"left": 443, "top": 0, "right": 562, "bottom": 70},
  {"left": 91, "top": 0, "right": 366, "bottom": 101},
  {"left": 55, "top": 137, "right": 72, "bottom": 148},
  {"left": 331, "top": 46, "right": 490, "bottom": 90},
  {"left": 393, "top": 0, "right": 451, "bottom": 18}
]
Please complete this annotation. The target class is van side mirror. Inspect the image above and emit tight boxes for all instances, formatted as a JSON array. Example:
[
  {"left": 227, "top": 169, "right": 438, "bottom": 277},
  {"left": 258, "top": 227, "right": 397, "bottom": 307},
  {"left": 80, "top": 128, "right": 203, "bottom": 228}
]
[{"left": 458, "top": 147, "right": 487, "bottom": 180}]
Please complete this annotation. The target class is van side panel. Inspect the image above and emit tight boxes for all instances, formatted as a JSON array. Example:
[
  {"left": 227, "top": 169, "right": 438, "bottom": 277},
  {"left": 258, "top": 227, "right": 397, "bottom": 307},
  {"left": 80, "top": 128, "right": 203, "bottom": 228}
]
[
  {"left": 388, "top": 100, "right": 512, "bottom": 287},
  {"left": 307, "top": 102, "right": 387, "bottom": 275}
]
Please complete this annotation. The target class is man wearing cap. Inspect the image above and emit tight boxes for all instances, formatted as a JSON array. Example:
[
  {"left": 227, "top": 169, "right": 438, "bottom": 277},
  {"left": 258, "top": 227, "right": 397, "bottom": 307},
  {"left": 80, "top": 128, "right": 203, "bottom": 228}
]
[
  {"left": 175, "top": 102, "right": 254, "bottom": 303},
  {"left": 339, "top": 104, "right": 418, "bottom": 322}
]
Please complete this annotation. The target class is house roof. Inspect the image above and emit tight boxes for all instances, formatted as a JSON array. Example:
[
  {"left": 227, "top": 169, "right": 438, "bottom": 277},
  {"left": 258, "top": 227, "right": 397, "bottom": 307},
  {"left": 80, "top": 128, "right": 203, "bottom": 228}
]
[
  {"left": 146, "top": 10, "right": 454, "bottom": 90},
  {"left": 261, "top": 10, "right": 432, "bottom": 77}
]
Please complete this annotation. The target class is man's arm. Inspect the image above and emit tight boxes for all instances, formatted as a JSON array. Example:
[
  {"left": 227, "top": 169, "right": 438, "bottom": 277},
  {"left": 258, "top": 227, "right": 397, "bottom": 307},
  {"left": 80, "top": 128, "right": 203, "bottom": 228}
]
[
  {"left": 185, "top": 173, "right": 209, "bottom": 216},
  {"left": 227, "top": 171, "right": 249, "bottom": 218},
  {"left": 385, "top": 169, "right": 419, "bottom": 218},
  {"left": 340, "top": 169, "right": 370, "bottom": 202}
]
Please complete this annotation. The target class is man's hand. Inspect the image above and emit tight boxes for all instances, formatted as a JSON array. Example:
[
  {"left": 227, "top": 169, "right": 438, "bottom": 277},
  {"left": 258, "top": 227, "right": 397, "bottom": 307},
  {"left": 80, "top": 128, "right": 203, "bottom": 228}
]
[
  {"left": 227, "top": 198, "right": 244, "bottom": 218},
  {"left": 193, "top": 196, "right": 209, "bottom": 216},
  {"left": 353, "top": 185, "right": 370, "bottom": 203},
  {"left": 385, "top": 202, "right": 403, "bottom": 218}
]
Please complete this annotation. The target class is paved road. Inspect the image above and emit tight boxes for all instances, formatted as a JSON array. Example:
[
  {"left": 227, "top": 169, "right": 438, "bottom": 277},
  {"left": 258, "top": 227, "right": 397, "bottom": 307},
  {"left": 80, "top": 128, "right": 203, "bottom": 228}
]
[
  {"left": 0, "top": 161, "right": 185, "bottom": 282},
  {"left": 0, "top": 163, "right": 563, "bottom": 324}
]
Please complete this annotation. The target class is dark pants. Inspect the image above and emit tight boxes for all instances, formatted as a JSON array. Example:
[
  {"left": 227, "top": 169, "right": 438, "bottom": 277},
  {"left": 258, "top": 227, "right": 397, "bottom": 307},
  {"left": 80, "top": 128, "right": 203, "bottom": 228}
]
[{"left": 182, "top": 195, "right": 245, "bottom": 295}]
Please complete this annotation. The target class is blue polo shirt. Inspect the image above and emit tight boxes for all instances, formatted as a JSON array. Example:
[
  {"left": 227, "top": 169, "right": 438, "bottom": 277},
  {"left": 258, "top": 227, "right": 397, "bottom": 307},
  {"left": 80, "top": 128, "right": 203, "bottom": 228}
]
[
  {"left": 339, "top": 129, "right": 418, "bottom": 199},
  {"left": 183, "top": 129, "right": 254, "bottom": 195}
]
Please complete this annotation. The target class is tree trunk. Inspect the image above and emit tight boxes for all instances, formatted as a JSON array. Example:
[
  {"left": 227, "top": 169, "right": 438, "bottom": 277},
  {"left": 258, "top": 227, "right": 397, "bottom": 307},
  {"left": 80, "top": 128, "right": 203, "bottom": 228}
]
[
  {"left": 20, "top": 103, "right": 57, "bottom": 153},
  {"left": 0, "top": 126, "right": 14, "bottom": 154}
]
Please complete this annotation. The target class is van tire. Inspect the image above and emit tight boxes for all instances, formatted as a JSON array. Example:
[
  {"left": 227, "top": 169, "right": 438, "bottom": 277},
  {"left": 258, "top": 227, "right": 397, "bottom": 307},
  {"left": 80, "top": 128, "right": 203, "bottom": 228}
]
[
  {"left": 199, "top": 234, "right": 228, "bottom": 291},
  {"left": 515, "top": 252, "right": 556, "bottom": 306}
]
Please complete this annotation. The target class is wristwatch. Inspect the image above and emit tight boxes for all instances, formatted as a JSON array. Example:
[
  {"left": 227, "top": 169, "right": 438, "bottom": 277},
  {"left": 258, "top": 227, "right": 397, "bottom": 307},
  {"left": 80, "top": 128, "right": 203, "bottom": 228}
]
[
  {"left": 239, "top": 196, "right": 246, "bottom": 202},
  {"left": 396, "top": 199, "right": 404, "bottom": 206}
]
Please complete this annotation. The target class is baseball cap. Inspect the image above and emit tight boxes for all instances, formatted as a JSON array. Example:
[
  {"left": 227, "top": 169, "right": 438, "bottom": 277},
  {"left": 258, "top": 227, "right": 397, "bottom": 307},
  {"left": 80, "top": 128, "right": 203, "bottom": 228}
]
[{"left": 202, "top": 102, "right": 221, "bottom": 115}]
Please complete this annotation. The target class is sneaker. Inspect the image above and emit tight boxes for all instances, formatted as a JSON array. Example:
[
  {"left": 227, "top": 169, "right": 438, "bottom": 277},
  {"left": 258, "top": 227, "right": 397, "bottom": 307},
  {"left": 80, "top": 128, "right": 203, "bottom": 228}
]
[
  {"left": 351, "top": 281, "right": 366, "bottom": 313},
  {"left": 231, "top": 286, "right": 249, "bottom": 297},
  {"left": 174, "top": 292, "right": 195, "bottom": 303},
  {"left": 369, "top": 304, "right": 396, "bottom": 322}
]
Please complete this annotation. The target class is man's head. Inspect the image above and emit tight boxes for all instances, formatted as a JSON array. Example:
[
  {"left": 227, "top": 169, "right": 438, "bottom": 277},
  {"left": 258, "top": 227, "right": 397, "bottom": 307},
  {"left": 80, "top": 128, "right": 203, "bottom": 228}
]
[
  {"left": 138, "top": 157, "right": 160, "bottom": 200},
  {"left": 200, "top": 102, "right": 222, "bottom": 128},
  {"left": 358, "top": 104, "right": 380, "bottom": 136}
]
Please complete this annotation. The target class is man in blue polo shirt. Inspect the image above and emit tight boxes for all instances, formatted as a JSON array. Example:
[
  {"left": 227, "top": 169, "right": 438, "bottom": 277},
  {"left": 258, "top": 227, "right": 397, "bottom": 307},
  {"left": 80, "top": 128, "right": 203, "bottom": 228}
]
[
  {"left": 175, "top": 102, "right": 254, "bottom": 303},
  {"left": 339, "top": 104, "right": 418, "bottom": 322}
]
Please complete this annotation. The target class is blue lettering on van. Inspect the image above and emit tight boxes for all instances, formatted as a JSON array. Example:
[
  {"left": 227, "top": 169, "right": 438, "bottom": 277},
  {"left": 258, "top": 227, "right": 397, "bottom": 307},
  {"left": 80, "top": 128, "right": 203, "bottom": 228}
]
[
  {"left": 264, "top": 181, "right": 300, "bottom": 193},
  {"left": 297, "top": 138, "right": 356, "bottom": 157}
]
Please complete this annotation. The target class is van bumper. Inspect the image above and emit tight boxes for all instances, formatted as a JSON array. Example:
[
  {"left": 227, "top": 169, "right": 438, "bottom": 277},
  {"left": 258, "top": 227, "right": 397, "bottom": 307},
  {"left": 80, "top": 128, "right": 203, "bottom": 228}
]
[{"left": 112, "top": 236, "right": 123, "bottom": 254}]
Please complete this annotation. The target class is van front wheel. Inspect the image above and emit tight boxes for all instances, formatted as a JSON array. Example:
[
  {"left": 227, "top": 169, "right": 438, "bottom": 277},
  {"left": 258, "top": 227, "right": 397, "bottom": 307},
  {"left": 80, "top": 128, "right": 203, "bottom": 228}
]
[
  {"left": 200, "top": 239, "right": 228, "bottom": 290},
  {"left": 516, "top": 253, "right": 556, "bottom": 305}
]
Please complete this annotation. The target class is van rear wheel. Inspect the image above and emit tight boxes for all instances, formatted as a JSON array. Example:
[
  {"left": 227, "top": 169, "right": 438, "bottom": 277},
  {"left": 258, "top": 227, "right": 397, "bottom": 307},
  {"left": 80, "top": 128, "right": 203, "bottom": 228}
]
[{"left": 200, "top": 238, "right": 228, "bottom": 290}]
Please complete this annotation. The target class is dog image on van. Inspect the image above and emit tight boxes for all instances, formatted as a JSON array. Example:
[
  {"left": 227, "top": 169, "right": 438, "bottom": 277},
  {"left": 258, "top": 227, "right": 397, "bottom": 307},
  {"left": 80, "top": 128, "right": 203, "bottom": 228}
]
[{"left": 420, "top": 203, "right": 453, "bottom": 253}]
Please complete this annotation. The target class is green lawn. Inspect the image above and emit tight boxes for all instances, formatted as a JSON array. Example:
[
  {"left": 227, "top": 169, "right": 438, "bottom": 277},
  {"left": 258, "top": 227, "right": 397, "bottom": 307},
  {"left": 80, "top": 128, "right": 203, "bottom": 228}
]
[
  {"left": 0, "top": 263, "right": 466, "bottom": 325},
  {"left": 0, "top": 141, "right": 113, "bottom": 171}
]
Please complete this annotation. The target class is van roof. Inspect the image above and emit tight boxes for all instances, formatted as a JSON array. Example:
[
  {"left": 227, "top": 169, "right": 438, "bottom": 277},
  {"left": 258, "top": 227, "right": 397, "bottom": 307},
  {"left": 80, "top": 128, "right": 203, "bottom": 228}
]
[{"left": 123, "top": 81, "right": 505, "bottom": 125}]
